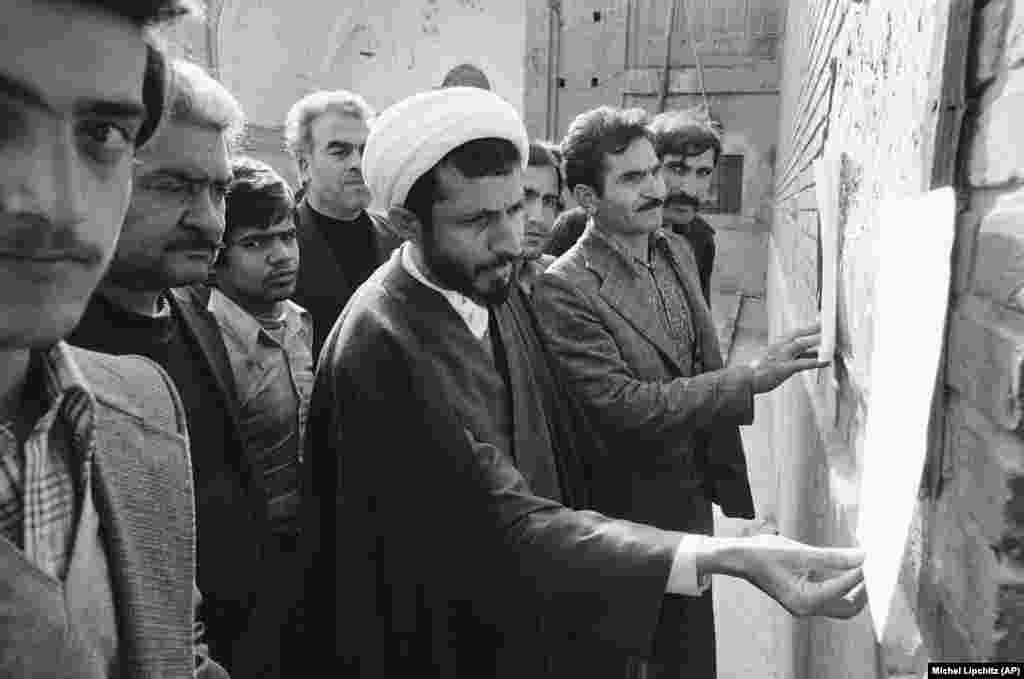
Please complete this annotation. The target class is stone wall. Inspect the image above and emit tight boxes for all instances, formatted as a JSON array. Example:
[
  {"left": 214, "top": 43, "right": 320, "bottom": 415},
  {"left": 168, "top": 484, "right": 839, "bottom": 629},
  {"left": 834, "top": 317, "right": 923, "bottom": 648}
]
[{"left": 770, "top": 0, "right": 1022, "bottom": 675}]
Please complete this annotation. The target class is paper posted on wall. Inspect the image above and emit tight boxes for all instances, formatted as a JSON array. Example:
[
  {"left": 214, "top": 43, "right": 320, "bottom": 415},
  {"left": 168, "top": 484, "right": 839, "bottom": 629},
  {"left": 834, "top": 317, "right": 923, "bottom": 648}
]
[
  {"left": 813, "top": 155, "right": 840, "bottom": 365},
  {"left": 855, "top": 186, "right": 956, "bottom": 640}
]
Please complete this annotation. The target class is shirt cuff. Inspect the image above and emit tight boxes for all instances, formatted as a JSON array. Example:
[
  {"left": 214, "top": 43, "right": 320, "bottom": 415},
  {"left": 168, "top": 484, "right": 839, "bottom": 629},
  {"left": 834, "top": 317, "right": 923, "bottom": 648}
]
[{"left": 665, "top": 533, "right": 712, "bottom": 596}]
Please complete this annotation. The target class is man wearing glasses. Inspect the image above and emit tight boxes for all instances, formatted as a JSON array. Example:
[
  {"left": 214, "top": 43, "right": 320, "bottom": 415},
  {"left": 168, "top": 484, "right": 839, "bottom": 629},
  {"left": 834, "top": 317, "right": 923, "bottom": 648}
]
[
  {"left": 284, "top": 90, "right": 402, "bottom": 358},
  {"left": 69, "top": 60, "right": 292, "bottom": 678}
]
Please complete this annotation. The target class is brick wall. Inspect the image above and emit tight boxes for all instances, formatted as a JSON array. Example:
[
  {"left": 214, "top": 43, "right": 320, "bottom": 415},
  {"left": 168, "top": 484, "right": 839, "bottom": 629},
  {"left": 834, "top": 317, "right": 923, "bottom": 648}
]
[
  {"left": 771, "top": 0, "right": 1022, "bottom": 675},
  {"left": 938, "top": 0, "right": 1024, "bottom": 659}
]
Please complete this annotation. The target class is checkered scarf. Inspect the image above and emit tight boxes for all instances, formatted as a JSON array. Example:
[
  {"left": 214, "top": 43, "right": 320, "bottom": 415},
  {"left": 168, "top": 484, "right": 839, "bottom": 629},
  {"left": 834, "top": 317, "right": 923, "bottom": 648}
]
[{"left": 0, "top": 342, "right": 96, "bottom": 580}]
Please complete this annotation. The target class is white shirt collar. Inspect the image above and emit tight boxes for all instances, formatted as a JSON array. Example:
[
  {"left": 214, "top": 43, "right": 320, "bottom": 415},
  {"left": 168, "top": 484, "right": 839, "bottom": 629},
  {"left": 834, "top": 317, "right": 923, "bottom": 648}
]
[{"left": 400, "top": 242, "right": 490, "bottom": 340}]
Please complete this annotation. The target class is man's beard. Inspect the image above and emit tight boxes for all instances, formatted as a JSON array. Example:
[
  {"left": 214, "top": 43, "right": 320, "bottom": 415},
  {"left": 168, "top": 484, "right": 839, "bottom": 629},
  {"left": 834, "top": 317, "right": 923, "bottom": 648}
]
[{"left": 421, "top": 235, "right": 517, "bottom": 306}]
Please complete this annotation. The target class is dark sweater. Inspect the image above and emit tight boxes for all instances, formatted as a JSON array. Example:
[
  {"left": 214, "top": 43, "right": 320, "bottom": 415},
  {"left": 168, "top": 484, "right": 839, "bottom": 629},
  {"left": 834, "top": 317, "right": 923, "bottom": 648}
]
[{"left": 68, "top": 292, "right": 267, "bottom": 676}]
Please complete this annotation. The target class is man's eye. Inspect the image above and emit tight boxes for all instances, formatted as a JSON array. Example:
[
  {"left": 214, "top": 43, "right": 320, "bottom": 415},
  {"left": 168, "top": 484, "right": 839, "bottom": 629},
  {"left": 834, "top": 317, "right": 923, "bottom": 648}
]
[
  {"left": 542, "top": 196, "right": 563, "bottom": 211},
  {"left": 146, "top": 176, "right": 189, "bottom": 193},
  {"left": 240, "top": 240, "right": 264, "bottom": 249},
  {"left": 280, "top": 231, "right": 297, "bottom": 244},
  {"left": 78, "top": 121, "right": 133, "bottom": 162}
]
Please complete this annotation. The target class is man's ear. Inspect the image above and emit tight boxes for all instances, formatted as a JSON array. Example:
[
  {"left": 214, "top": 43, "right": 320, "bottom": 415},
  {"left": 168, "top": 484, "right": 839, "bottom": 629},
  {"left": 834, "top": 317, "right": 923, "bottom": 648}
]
[
  {"left": 574, "top": 184, "right": 600, "bottom": 215},
  {"left": 387, "top": 206, "right": 424, "bottom": 243}
]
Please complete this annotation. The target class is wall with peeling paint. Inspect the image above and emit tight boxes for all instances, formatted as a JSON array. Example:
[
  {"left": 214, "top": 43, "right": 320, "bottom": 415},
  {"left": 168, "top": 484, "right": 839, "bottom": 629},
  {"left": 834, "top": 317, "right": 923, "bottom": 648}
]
[{"left": 159, "top": 0, "right": 526, "bottom": 186}]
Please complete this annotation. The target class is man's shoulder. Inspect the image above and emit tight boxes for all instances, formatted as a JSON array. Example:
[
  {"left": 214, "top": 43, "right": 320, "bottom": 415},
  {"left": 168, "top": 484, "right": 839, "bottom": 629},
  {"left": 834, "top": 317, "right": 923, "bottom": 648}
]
[
  {"left": 659, "top": 228, "right": 700, "bottom": 263},
  {"left": 542, "top": 236, "right": 594, "bottom": 287},
  {"left": 320, "top": 265, "right": 414, "bottom": 362},
  {"left": 366, "top": 208, "right": 404, "bottom": 250},
  {"left": 65, "top": 344, "right": 187, "bottom": 436}
]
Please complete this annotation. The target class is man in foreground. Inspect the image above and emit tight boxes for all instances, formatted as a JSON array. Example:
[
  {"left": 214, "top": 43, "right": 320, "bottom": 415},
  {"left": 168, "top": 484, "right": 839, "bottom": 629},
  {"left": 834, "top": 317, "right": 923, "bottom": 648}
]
[
  {"left": 301, "top": 86, "right": 866, "bottom": 678},
  {"left": 1, "top": 0, "right": 224, "bottom": 675}
]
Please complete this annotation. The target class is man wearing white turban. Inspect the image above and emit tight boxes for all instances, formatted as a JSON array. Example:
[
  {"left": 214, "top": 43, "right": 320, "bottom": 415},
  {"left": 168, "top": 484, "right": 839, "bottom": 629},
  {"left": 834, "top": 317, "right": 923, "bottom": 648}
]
[{"left": 300, "top": 86, "right": 866, "bottom": 677}]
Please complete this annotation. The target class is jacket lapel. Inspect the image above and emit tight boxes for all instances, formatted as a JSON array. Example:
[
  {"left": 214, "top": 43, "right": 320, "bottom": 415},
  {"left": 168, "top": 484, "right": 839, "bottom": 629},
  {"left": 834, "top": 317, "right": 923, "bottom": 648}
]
[
  {"left": 91, "top": 404, "right": 194, "bottom": 677},
  {"left": 168, "top": 288, "right": 241, "bottom": 421},
  {"left": 580, "top": 225, "right": 686, "bottom": 375},
  {"left": 168, "top": 287, "right": 266, "bottom": 501},
  {"left": 493, "top": 299, "right": 562, "bottom": 502}
]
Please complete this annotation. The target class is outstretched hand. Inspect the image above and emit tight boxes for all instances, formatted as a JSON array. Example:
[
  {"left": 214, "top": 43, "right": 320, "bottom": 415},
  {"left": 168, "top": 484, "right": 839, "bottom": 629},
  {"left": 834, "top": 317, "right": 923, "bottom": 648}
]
[
  {"left": 740, "top": 534, "right": 867, "bottom": 619},
  {"left": 749, "top": 323, "right": 831, "bottom": 394}
]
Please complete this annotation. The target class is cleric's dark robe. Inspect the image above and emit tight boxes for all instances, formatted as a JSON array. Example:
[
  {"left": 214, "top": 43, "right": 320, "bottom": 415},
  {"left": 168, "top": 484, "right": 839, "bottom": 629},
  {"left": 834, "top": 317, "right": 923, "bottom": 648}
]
[{"left": 299, "top": 249, "right": 685, "bottom": 678}]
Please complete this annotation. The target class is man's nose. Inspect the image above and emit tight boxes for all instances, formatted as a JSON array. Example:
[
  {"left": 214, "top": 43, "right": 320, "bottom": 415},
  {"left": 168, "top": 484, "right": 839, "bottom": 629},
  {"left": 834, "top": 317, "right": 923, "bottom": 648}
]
[
  {"left": 648, "top": 171, "right": 667, "bottom": 202},
  {"left": 7, "top": 125, "right": 89, "bottom": 228},
  {"left": 184, "top": 188, "right": 225, "bottom": 242},
  {"left": 492, "top": 211, "right": 524, "bottom": 258},
  {"left": 267, "top": 236, "right": 295, "bottom": 264},
  {"left": 349, "top": 145, "right": 364, "bottom": 167},
  {"left": 525, "top": 197, "right": 543, "bottom": 224}
]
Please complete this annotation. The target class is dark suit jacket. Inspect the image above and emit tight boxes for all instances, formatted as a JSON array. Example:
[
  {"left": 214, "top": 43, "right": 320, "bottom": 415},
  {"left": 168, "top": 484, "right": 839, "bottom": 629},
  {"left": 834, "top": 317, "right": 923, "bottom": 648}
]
[
  {"left": 71, "top": 287, "right": 288, "bottom": 676},
  {"left": 533, "top": 223, "right": 755, "bottom": 527},
  {"left": 301, "top": 250, "right": 684, "bottom": 677},
  {"left": 292, "top": 199, "right": 402, "bottom": 358},
  {"left": 668, "top": 214, "right": 716, "bottom": 308}
]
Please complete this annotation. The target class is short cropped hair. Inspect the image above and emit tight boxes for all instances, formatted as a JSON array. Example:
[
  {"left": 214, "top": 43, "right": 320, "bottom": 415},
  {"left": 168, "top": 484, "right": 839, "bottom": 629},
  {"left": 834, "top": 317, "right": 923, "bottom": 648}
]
[
  {"left": 528, "top": 140, "right": 563, "bottom": 198},
  {"left": 74, "top": 0, "right": 199, "bottom": 26},
  {"left": 283, "top": 90, "right": 375, "bottom": 161},
  {"left": 648, "top": 108, "right": 723, "bottom": 164},
  {"left": 404, "top": 137, "right": 522, "bottom": 233},
  {"left": 162, "top": 59, "right": 245, "bottom": 144},
  {"left": 224, "top": 157, "right": 295, "bottom": 244},
  {"left": 561, "top": 106, "right": 651, "bottom": 197}
]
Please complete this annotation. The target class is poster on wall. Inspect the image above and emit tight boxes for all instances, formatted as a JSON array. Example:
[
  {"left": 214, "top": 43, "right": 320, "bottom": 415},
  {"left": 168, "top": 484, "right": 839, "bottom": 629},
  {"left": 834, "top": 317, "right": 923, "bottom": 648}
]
[
  {"left": 855, "top": 186, "right": 956, "bottom": 639},
  {"left": 813, "top": 154, "right": 840, "bottom": 366}
]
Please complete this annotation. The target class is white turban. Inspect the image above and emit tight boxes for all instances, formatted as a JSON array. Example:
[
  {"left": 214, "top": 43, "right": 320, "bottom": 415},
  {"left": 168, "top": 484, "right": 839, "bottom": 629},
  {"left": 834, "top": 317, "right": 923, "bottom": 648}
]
[{"left": 362, "top": 87, "right": 529, "bottom": 213}]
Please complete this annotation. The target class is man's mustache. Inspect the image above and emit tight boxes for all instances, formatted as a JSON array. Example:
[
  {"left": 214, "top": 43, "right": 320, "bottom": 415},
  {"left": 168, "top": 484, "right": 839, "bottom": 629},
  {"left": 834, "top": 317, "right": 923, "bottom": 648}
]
[
  {"left": 478, "top": 253, "right": 521, "bottom": 275},
  {"left": 664, "top": 191, "right": 701, "bottom": 209},
  {"left": 637, "top": 197, "right": 664, "bottom": 212},
  {"left": 0, "top": 212, "right": 104, "bottom": 264},
  {"left": 165, "top": 234, "right": 222, "bottom": 253}
]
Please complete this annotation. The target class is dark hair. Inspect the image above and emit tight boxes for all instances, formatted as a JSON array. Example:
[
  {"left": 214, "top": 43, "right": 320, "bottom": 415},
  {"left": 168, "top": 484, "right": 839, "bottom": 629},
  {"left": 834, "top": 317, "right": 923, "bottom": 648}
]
[
  {"left": 528, "top": 140, "right": 563, "bottom": 198},
  {"left": 224, "top": 156, "right": 295, "bottom": 243},
  {"left": 403, "top": 137, "right": 521, "bottom": 232},
  {"left": 561, "top": 106, "right": 651, "bottom": 197},
  {"left": 73, "top": 0, "right": 198, "bottom": 26},
  {"left": 648, "top": 108, "right": 722, "bottom": 164},
  {"left": 136, "top": 42, "right": 168, "bottom": 148}
]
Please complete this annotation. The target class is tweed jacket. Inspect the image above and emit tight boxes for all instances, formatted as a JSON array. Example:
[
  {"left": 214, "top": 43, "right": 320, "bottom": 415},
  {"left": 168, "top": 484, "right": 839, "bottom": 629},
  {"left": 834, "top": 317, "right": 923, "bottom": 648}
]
[
  {"left": 64, "top": 345, "right": 210, "bottom": 677},
  {"left": 533, "top": 223, "right": 755, "bottom": 527}
]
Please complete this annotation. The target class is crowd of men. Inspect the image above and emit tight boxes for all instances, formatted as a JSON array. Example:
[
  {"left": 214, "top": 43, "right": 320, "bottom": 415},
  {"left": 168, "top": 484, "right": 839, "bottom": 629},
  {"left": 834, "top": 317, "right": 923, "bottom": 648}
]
[{"left": 1, "top": 1, "right": 868, "bottom": 677}]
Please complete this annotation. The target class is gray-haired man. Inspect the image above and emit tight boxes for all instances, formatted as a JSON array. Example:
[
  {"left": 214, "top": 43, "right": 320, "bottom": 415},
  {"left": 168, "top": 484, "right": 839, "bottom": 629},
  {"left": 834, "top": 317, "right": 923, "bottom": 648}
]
[{"left": 70, "top": 59, "right": 291, "bottom": 678}]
